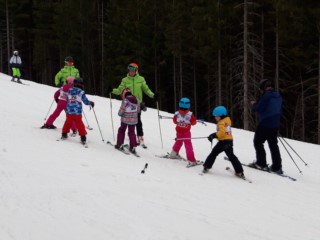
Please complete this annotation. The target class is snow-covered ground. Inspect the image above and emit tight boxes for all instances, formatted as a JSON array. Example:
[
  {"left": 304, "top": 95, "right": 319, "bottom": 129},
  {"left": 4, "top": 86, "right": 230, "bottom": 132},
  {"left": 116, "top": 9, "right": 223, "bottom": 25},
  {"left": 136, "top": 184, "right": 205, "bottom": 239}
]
[{"left": 0, "top": 73, "right": 319, "bottom": 240}]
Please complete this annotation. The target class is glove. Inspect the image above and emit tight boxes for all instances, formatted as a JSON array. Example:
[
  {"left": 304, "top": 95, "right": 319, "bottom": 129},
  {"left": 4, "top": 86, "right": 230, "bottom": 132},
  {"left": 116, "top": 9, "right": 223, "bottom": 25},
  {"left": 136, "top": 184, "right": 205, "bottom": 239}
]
[
  {"left": 107, "top": 86, "right": 113, "bottom": 95},
  {"left": 55, "top": 98, "right": 59, "bottom": 103},
  {"left": 153, "top": 92, "right": 159, "bottom": 101},
  {"left": 90, "top": 101, "right": 95, "bottom": 108},
  {"left": 140, "top": 102, "right": 147, "bottom": 112},
  {"left": 207, "top": 133, "right": 217, "bottom": 143}
]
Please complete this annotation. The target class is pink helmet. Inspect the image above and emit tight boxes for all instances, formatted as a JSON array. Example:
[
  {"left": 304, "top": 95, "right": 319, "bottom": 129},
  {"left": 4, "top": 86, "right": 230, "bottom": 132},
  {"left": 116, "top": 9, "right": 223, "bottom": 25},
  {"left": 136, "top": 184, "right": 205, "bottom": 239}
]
[{"left": 67, "top": 76, "right": 75, "bottom": 85}]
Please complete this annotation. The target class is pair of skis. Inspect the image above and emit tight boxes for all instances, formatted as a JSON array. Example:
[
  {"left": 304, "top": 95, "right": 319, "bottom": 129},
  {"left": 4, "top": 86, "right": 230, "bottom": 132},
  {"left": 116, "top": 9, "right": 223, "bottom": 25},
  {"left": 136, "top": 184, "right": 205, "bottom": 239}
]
[
  {"left": 155, "top": 153, "right": 204, "bottom": 168},
  {"left": 198, "top": 166, "right": 252, "bottom": 183},
  {"left": 224, "top": 156, "right": 297, "bottom": 181},
  {"left": 106, "top": 141, "right": 140, "bottom": 157}
]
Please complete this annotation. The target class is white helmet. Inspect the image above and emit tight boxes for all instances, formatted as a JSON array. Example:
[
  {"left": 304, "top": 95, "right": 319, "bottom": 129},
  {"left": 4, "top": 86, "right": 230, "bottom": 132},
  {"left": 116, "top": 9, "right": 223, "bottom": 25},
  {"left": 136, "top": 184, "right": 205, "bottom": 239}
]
[{"left": 13, "top": 50, "right": 19, "bottom": 56}]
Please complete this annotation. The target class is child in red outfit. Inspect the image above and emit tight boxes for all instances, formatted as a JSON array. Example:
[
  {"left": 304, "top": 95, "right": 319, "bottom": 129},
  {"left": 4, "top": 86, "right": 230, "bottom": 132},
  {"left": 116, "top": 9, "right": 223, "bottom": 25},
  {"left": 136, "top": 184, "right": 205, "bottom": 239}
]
[
  {"left": 41, "top": 76, "right": 77, "bottom": 133},
  {"left": 170, "top": 97, "right": 197, "bottom": 165}
]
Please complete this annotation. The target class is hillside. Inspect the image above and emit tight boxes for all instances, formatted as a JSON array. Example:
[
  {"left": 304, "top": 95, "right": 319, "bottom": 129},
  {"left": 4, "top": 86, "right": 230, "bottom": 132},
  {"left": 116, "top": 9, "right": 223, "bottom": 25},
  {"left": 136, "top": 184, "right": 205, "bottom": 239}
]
[{"left": 0, "top": 73, "right": 319, "bottom": 240}]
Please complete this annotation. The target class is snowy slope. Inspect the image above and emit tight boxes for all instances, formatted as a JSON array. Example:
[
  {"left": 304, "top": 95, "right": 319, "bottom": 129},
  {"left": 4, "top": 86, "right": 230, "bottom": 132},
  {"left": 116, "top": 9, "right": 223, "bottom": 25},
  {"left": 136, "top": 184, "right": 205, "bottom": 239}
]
[{"left": 0, "top": 73, "right": 319, "bottom": 240}]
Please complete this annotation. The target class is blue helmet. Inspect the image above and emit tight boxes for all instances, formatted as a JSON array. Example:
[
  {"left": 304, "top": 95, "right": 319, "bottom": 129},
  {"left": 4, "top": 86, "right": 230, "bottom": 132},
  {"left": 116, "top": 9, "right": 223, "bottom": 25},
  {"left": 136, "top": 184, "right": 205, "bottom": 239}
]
[
  {"left": 179, "top": 97, "right": 191, "bottom": 109},
  {"left": 212, "top": 106, "right": 227, "bottom": 117}
]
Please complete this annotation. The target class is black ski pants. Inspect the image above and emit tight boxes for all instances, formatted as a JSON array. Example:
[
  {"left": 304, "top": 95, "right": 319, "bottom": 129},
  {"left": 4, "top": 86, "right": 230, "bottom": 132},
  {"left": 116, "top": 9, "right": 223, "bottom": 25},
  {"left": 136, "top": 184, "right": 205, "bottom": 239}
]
[
  {"left": 254, "top": 126, "right": 282, "bottom": 171},
  {"left": 204, "top": 140, "right": 243, "bottom": 174}
]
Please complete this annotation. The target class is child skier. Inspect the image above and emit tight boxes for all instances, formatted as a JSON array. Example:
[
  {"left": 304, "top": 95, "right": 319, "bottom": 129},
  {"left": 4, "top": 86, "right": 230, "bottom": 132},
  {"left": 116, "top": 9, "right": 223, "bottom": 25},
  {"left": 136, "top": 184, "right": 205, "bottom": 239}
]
[
  {"left": 170, "top": 97, "right": 198, "bottom": 167},
  {"left": 115, "top": 88, "right": 140, "bottom": 154},
  {"left": 9, "top": 50, "right": 22, "bottom": 83},
  {"left": 41, "top": 76, "right": 77, "bottom": 133},
  {"left": 202, "top": 106, "right": 244, "bottom": 177},
  {"left": 61, "top": 78, "right": 94, "bottom": 144}
]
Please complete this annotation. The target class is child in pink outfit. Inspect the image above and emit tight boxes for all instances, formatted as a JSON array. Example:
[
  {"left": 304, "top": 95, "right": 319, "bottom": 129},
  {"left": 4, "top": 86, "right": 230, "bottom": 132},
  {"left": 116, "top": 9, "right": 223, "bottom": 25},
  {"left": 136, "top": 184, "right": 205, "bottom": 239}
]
[
  {"left": 170, "top": 97, "right": 197, "bottom": 165},
  {"left": 41, "top": 76, "right": 77, "bottom": 132}
]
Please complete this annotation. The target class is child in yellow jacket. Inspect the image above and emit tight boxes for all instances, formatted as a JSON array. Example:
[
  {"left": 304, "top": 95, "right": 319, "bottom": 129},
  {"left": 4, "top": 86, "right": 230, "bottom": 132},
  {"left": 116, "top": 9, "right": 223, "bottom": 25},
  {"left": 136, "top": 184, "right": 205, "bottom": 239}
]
[{"left": 202, "top": 106, "right": 244, "bottom": 177}]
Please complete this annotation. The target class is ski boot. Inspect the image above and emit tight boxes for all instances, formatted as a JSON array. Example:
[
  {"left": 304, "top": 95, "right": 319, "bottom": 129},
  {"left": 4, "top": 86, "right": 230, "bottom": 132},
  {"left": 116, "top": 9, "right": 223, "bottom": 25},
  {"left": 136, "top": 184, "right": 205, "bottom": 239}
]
[
  {"left": 80, "top": 136, "right": 86, "bottom": 144},
  {"left": 61, "top": 133, "right": 68, "bottom": 140}
]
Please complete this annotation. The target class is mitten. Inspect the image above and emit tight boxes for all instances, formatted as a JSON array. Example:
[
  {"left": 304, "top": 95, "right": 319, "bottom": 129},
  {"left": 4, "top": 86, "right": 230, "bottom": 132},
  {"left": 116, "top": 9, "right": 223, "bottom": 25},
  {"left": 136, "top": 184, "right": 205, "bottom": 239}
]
[
  {"left": 140, "top": 102, "right": 147, "bottom": 112},
  {"left": 90, "top": 101, "right": 95, "bottom": 108},
  {"left": 208, "top": 133, "right": 217, "bottom": 143},
  {"left": 55, "top": 98, "right": 59, "bottom": 103}
]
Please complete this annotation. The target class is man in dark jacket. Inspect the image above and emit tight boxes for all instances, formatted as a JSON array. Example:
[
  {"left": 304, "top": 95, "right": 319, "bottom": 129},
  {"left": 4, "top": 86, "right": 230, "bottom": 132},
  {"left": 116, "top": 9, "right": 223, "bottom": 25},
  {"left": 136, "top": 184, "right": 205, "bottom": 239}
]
[{"left": 249, "top": 79, "right": 283, "bottom": 174}]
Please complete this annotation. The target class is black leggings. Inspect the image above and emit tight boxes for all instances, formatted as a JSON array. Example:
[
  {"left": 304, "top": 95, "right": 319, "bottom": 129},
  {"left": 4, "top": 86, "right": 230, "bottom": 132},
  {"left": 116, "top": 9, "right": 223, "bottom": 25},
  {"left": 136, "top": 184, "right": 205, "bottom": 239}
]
[{"left": 204, "top": 140, "right": 243, "bottom": 174}]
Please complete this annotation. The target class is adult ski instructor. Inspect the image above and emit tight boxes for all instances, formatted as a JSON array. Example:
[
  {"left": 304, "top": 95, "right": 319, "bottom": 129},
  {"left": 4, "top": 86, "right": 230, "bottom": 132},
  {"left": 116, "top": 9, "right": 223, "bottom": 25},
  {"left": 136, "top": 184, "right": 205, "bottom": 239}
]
[{"left": 110, "top": 63, "right": 157, "bottom": 148}]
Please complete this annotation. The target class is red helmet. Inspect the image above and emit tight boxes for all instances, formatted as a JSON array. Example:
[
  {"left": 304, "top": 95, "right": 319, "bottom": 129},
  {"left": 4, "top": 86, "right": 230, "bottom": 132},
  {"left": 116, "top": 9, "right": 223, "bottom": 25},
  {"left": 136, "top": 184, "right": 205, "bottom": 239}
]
[
  {"left": 121, "top": 88, "right": 131, "bottom": 99},
  {"left": 128, "top": 63, "right": 138, "bottom": 72}
]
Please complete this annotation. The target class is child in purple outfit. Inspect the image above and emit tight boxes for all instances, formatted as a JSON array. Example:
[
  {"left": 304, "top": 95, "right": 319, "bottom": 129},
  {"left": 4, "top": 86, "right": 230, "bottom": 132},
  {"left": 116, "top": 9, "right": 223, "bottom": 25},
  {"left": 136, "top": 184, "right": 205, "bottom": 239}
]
[{"left": 115, "top": 88, "right": 140, "bottom": 154}]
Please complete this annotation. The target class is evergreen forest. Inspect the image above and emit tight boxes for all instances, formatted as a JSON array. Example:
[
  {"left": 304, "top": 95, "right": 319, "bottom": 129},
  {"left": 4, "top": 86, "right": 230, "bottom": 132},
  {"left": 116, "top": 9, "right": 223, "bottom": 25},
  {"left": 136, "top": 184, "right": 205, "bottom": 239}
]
[{"left": 1, "top": 0, "right": 320, "bottom": 144}]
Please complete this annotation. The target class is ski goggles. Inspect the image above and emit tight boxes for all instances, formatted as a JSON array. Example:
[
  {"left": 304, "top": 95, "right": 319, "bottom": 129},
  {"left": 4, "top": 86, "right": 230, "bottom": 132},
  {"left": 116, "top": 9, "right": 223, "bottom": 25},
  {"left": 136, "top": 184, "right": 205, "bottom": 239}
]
[{"left": 128, "top": 65, "right": 138, "bottom": 71}]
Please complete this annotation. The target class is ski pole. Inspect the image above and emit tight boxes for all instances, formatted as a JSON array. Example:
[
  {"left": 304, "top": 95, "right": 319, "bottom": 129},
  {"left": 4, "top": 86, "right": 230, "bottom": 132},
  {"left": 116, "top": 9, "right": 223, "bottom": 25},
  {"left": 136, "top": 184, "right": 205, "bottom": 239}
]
[
  {"left": 109, "top": 93, "right": 115, "bottom": 141},
  {"left": 278, "top": 137, "right": 303, "bottom": 174},
  {"left": 197, "top": 119, "right": 207, "bottom": 126},
  {"left": 159, "top": 115, "right": 207, "bottom": 126},
  {"left": 82, "top": 110, "right": 93, "bottom": 130},
  {"left": 278, "top": 136, "right": 308, "bottom": 166},
  {"left": 158, "top": 115, "right": 173, "bottom": 119},
  {"left": 141, "top": 163, "right": 148, "bottom": 174},
  {"left": 156, "top": 101, "right": 164, "bottom": 149},
  {"left": 92, "top": 107, "right": 105, "bottom": 142},
  {"left": 44, "top": 99, "right": 55, "bottom": 122},
  {"left": 174, "top": 136, "right": 208, "bottom": 141}
]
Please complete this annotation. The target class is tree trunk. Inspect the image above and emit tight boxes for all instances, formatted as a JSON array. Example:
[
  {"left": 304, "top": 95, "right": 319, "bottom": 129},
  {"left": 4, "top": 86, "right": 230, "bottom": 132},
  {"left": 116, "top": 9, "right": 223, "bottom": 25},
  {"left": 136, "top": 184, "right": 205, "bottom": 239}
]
[
  {"left": 100, "top": 0, "right": 104, "bottom": 95},
  {"left": 179, "top": 54, "right": 182, "bottom": 98},
  {"left": 243, "top": 0, "right": 249, "bottom": 130},
  {"left": 261, "top": 11, "right": 264, "bottom": 80},
  {"left": 318, "top": 34, "right": 320, "bottom": 144},
  {"left": 218, "top": 0, "right": 222, "bottom": 105},
  {"left": 300, "top": 77, "right": 305, "bottom": 141},
  {"left": 193, "top": 60, "right": 197, "bottom": 116},
  {"left": 6, "top": 0, "right": 10, "bottom": 74},
  {"left": 173, "top": 55, "right": 177, "bottom": 110},
  {"left": 275, "top": 6, "right": 279, "bottom": 90}
]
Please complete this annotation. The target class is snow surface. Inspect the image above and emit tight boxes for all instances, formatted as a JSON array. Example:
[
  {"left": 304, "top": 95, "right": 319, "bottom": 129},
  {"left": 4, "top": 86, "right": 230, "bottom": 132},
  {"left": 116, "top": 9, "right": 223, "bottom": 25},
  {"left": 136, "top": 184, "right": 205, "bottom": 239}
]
[{"left": 0, "top": 73, "right": 319, "bottom": 240}]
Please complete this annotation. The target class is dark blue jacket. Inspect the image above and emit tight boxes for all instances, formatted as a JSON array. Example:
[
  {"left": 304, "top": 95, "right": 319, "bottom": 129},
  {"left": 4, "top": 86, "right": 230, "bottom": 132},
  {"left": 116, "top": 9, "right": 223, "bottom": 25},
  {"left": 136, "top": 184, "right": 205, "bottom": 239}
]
[{"left": 252, "top": 90, "right": 282, "bottom": 128}]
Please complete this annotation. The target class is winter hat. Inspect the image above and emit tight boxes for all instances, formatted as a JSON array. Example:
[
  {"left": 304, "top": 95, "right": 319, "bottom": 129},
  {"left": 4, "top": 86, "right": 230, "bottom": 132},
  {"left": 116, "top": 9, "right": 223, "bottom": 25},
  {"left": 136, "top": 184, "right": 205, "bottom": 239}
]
[
  {"left": 121, "top": 88, "right": 132, "bottom": 99},
  {"left": 212, "top": 106, "right": 227, "bottom": 117},
  {"left": 259, "top": 79, "right": 273, "bottom": 90},
  {"left": 179, "top": 97, "right": 191, "bottom": 109},
  {"left": 64, "top": 56, "right": 74, "bottom": 65},
  {"left": 74, "top": 77, "right": 84, "bottom": 89},
  {"left": 67, "top": 76, "right": 75, "bottom": 85}
]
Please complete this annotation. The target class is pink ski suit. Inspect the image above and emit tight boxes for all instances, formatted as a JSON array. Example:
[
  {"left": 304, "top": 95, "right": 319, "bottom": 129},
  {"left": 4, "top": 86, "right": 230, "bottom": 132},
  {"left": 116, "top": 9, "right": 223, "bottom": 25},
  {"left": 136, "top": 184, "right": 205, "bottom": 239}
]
[
  {"left": 46, "top": 84, "right": 76, "bottom": 131},
  {"left": 172, "top": 109, "right": 197, "bottom": 162}
]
